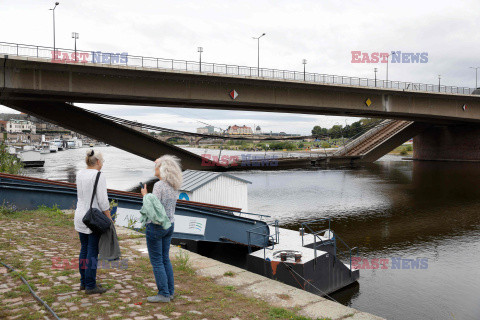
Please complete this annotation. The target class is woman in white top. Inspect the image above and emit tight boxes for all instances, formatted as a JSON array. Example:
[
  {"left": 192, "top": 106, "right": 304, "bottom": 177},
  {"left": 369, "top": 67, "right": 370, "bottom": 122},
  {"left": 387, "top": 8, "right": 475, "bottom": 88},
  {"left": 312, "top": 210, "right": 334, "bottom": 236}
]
[{"left": 74, "top": 149, "right": 112, "bottom": 295}]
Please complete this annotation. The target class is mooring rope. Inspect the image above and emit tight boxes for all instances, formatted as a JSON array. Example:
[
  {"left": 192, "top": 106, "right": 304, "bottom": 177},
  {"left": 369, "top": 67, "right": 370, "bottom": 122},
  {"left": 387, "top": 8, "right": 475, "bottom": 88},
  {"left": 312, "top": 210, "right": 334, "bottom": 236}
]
[
  {"left": 0, "top": 259, "right": 61, "bottom": 320},
  {"left": 280, "top": 261, "right": 341, "bottom": 304}
]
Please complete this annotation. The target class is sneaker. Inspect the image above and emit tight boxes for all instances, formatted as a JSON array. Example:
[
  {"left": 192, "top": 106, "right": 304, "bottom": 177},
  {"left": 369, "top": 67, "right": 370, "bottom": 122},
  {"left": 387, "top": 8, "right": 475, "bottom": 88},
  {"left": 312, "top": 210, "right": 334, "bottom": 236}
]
[
  {"left": 147, "top": 295, "right": 170, "bottom": 303},
  {"left": 80, "top": 284, "right": 102, "bottom": 291},
  {"left": 85, "top": 286, "right": 107, "bottom": 294},
  {"left": 169, "top": 294, "right": 175, "bottom": 300}
]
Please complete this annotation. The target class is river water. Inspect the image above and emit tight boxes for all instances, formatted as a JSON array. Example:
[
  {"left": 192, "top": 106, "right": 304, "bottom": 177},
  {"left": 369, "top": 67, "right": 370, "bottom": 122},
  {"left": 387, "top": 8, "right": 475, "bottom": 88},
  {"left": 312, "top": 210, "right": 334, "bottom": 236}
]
[{"left": 23, "top": 147, "right": 480, "bottom": 320}]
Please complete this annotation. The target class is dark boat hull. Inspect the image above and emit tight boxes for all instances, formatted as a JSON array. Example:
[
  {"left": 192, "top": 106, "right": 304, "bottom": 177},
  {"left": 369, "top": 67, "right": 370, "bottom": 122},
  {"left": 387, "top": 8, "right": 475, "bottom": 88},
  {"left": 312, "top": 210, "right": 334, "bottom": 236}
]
[{"left": 0, "top": 173, "right": 269, "bottom": 248}]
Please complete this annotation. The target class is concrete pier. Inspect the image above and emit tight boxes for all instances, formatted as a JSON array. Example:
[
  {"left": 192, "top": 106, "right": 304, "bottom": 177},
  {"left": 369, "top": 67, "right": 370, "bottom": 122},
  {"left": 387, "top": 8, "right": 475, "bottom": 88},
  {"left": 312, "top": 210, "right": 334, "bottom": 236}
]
[{"left": 414, "top": 124, "right": 480, "bottom": 161}]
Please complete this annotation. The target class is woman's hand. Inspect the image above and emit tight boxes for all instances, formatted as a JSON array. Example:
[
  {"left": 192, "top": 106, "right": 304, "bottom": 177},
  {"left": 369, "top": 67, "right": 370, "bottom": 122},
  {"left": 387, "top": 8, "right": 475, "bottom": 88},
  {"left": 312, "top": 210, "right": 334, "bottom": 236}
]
[{"left": 141, "top": 184, "right": 148, "bottom": 196}]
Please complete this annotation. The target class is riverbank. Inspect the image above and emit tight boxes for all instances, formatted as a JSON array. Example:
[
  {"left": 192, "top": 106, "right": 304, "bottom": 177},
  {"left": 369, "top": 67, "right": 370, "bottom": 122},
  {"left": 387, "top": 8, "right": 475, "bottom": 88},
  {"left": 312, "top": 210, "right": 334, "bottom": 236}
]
[{"left": 0, "top": 206, "right": 383, "bottom": 320}]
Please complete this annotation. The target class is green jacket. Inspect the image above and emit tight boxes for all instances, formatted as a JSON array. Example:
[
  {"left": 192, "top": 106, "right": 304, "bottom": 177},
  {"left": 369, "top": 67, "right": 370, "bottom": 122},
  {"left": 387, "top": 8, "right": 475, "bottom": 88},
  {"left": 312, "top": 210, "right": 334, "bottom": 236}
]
[{"left": 139, "top": 194, "right": 172, "bottom": 229}]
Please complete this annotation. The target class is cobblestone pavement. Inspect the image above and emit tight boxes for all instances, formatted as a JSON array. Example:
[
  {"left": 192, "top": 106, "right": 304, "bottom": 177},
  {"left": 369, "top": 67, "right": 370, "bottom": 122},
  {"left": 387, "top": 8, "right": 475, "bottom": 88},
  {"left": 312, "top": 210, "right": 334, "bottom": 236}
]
[{"left": 0, "top": 208, "right": 329, "bottom": 320}]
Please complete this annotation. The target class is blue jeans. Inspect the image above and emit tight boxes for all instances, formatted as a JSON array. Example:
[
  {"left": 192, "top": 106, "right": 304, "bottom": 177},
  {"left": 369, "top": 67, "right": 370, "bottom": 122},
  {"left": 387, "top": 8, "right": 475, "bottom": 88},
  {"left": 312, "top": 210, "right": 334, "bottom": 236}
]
[
  {"left": 78, "top": 232, "right": 100, "bottom": 290},
  {"left": 146, "top": 223, "right": 174, "bottom": 297}
]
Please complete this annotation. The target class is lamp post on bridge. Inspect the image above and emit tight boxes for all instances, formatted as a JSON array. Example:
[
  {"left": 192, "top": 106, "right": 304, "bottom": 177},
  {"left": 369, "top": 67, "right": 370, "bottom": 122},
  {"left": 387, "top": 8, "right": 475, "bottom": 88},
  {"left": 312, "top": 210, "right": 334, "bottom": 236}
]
[
  {"left": 252, "top": 33, "right": 266, "bottom": 76},
  {"left": 374, "top": 68, "right": 378, "bottom": 87},
  {"left": 438, "top": 75, "right": 441, "bottom": 92},
  {"left": 470, "top": 67, "right": 479, "bottom": 88},
  {"left": 197, "top": 47, "right": 203, "bottom": 72},
  {"left": 386, "top": 53, "right": 389, "bottom": 88},
  {"left": 49, "top": 2, "right": 60, "bottom": 54},
  {"left": 302, "top": 59, "right": 307, "bottom": 81},
  {"left": 72, "top": 32, "right": 79, "bottom": 62}
]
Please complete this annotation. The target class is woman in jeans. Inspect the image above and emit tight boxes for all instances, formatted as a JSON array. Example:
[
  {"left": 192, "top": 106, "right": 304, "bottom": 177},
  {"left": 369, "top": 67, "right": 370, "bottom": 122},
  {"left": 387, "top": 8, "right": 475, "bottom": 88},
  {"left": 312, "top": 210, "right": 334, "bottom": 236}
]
[
  {"left": 141, "top": 155, "right": 182, "bottom": 303},
  {"left": 74, "top": 150, "right": 112, "bottom": 294}
]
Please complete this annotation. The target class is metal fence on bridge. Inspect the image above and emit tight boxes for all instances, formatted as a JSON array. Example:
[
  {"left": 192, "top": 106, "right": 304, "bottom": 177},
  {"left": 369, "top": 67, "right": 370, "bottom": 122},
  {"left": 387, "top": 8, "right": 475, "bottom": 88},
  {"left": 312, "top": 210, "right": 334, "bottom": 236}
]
[{"left": 0, "top": 41, "right": 475, "bottom": 95}]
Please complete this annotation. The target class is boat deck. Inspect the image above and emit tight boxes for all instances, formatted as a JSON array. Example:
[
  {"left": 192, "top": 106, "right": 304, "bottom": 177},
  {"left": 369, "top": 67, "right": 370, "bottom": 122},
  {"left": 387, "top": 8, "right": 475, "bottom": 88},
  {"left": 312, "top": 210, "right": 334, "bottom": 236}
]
[{"left": 249, "top": 227, "right": 333, "bottom": 264}]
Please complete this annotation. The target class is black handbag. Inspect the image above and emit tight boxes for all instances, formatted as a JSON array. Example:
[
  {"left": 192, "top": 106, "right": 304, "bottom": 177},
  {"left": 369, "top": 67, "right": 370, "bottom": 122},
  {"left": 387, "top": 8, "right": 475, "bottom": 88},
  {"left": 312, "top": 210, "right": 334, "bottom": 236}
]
[{"left": 82, "top": 171, "right": 111, "bottom": 234}]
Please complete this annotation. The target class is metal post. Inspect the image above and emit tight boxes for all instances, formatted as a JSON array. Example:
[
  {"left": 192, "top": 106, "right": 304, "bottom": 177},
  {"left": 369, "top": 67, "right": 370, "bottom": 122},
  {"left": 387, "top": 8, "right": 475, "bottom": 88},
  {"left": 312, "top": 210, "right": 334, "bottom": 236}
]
[
  {"left": 50, "top": 2, "right": 59, "bottom": 55},
  {"left": 438, "top": 75, "right": 441, "bottom": 92},
  {"left": 374, "top": 67, "right": 378, "bottom": 87},
  {"left": 197, "top": 47, "right": 203, "bottom": 72},
  {"left": 302, "top": 59, "right": 307, "bottom": 81},
  {"left": 253, "top": 33, "right": 266, "bottom": 77},
  {"left": 470, "top": 67, "right": 479, "bottom": 88},
  {"left": 71, "top": 32, "right": 79, "bottom": 62},
  {"left": 386, "top": 53, "right": 389, "bottom": 88}
]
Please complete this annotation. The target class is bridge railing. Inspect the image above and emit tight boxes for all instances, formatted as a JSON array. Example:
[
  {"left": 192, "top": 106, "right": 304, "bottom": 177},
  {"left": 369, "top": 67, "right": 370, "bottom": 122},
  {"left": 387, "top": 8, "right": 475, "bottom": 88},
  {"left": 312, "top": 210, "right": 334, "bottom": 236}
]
[{"left": 0, "top": 41, "right": 475, "bottom": 95}]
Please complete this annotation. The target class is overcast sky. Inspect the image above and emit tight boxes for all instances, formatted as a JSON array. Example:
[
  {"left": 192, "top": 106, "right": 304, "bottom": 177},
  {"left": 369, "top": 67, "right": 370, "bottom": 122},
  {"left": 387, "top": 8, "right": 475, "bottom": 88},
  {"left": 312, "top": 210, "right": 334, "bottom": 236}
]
[{"left": 1, "top": 0, "right": 479, "bottom": 134}]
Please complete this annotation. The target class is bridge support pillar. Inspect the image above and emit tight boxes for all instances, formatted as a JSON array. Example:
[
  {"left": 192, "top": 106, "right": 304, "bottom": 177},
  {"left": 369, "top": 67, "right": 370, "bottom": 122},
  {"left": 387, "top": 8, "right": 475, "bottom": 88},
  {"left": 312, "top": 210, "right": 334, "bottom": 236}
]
[{"left": 413, "top": 125, "right": 480, "bottom": 161}]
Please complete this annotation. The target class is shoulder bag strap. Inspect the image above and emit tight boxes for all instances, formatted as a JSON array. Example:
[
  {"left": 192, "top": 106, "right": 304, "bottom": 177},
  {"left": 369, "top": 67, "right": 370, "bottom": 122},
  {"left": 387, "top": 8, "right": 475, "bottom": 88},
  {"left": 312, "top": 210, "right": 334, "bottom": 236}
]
[{"left": 89, "top": 171, "right": 102, "bottom": 210}]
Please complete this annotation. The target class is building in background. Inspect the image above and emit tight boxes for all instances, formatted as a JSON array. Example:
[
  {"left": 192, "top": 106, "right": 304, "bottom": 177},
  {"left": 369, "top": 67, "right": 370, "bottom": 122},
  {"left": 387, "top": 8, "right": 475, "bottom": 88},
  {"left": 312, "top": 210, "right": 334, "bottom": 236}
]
[
  {"left": 255, "top": 125, "right": 262, "bottom": 134},
  {"left": 179, "top": 170, "right": 251, "bottom": 211},
  {"left": 6, "top": 119, "right": 36, "bottom": 134},
  {"left": 0, "top": 120, "right": 7, "bottom": 132},
  {"left": 226, "top": 125, "right": 253, "bottom": 135},
  {"left": 196, "top": 126, "right": 215, "bottom": 134}
]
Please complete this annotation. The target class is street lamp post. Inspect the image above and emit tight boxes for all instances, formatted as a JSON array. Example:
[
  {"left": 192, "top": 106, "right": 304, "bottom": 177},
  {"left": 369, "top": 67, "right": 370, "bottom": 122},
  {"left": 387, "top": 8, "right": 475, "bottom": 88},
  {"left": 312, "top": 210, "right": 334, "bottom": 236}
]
[
  {"left": 470, "top": 67, "right": 479, "bottom": 88},
  {"left": 197, "top": 47, "right": 203, "bottom": 72},
  {"left": 386, "top": 53, "right": 389, "bottom": 88},
  {"left": 390, "top": 51, "right": 397, "bottom": 88},
  {"left": 252, "top": 33, "right": 266, "bottom": 76},
  {"left": 49, "top": 2, "right": 60, "bottom": 54},
  {"left": 374, "top": 68, "right": 378, "bottom": 87},
  {"left": 72, "top": 32, "right": 79, "bottom": 62},
  {"left": 302, "top": 59, "right": 307, "bottom": 81},
  {"left": 438, "top": 75, "right": 441, "bottom": 92}
]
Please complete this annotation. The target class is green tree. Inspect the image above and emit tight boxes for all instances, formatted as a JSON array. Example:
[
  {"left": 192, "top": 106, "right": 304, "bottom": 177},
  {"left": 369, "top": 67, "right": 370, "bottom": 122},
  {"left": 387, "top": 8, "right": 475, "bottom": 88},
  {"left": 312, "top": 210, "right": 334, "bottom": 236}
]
[
  {"left": 0, "top": 143, "right": 23, "bottom": 174},
  {"left": 311, "top": 125, "right": 328, "bottom": 137}
]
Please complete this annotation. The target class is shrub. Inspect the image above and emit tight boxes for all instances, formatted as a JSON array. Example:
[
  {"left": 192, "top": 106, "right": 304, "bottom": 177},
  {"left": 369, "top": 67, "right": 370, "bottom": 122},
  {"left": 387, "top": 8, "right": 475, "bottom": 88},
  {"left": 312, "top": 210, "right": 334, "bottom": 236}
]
[{"left": 0, "top": 143, "right": 23, "bottom": 174}]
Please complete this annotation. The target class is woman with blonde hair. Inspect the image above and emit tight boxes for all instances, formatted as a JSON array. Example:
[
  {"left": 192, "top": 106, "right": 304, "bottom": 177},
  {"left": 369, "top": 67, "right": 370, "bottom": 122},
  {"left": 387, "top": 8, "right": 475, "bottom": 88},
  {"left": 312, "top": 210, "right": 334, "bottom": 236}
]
[
  {"left": 141, "top": 155, "right": 182, "bottom": 303},
  {"left": 74, "top": 149, "right": 112, "bottom": 294}
]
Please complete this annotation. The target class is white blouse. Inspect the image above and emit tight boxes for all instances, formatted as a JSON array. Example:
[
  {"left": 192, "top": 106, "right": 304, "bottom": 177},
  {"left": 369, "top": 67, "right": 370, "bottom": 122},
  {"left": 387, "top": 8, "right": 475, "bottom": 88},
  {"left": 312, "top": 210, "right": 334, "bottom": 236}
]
[{"left": 74, "top": 169, "right": 110, "bottom": 234}]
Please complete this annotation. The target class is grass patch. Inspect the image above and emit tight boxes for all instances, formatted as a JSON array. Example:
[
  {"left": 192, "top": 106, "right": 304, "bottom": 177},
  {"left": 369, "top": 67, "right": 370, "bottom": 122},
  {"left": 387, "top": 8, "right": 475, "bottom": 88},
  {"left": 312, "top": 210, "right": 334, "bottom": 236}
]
[
  {"left": 4, "top": 290, "right": 21, "bottom": 298},
  {"left": 51, "top": 284, "right": 73, "bottom": 294},
  {"left": 268, "top": 307, "right": 318, "bottom": 320},
  {"left": 173, "top": 250, "right": 194, "bottom": 275},
  {"left": 19, "top": 283, "right": 36, "bottom": 292},
  {"left": 223, "top": 271, "right": 235, "bottom": 277}
]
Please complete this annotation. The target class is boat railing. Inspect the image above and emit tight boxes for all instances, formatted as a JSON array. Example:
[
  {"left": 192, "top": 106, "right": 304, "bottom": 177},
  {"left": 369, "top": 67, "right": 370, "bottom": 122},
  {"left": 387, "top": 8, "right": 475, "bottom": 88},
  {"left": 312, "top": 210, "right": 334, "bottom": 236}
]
[
  {"left": 246, "top": 220, "right": 279, "bottom": 256},
  {"left": 301, "top": 218, "right": 358, "bottom": 274},
  {"left": 236, "top": 211, "right": 271, "bottom": 221},
  {"left": 301, "top": 218, "right": 333, "bottom": 261},
  {"left": 332, "top": 231, "right": 359, "bottom": 275}
]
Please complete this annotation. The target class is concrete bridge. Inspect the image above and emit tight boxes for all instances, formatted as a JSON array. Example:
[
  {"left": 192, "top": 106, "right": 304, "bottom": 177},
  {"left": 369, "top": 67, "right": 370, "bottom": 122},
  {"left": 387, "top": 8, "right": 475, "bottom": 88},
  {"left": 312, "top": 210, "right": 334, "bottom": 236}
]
[{"left": 1, "top": 46, "right": 480, "bottom": 162}]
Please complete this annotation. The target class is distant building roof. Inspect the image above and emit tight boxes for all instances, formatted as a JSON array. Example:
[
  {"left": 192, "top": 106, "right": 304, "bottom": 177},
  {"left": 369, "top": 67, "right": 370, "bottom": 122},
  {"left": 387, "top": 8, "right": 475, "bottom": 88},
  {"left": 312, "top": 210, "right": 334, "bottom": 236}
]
[{"left": 180, "top": 169, "right": 251, "bottom": 192}]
